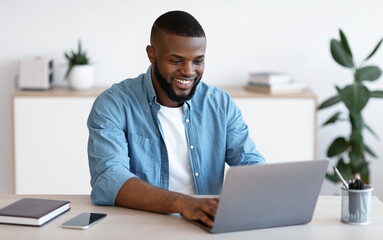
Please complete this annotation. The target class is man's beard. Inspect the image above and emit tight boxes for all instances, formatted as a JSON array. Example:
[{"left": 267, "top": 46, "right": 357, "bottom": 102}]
[{"left": 154, "top": 60, "right": 201, "bottom": 104}]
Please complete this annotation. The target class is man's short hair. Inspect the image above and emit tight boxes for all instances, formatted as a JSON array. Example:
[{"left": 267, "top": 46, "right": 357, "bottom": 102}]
[{"left": 151, "top": 10, "right": 205, "bottom": 41}]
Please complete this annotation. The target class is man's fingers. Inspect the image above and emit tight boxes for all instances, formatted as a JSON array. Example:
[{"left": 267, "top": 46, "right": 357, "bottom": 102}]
[
  {"left": 205, "top": 198, "right": 219, "bottom": 208},
  {"left": 200, "top": 205, "right": 216, "bottom": 218},
  {"left": 199, "top": 212, "right": 214, "bottom": 228}
]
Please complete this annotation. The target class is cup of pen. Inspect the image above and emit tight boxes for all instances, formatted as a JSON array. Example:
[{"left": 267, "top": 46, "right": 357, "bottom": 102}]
[{"left": 341, "top": 184, "right": 373, "bottom": 225}]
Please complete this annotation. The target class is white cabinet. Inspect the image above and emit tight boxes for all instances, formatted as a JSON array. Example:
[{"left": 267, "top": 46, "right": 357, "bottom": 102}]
[
  {"left": 13, "top": 89, "right": 102, "bottom": 194},
  {"left": 13, "top": 87, "right": 316, "bottom": 194},
  {"left": 222, "top": 88, "right": 316, "bottom": 163}
]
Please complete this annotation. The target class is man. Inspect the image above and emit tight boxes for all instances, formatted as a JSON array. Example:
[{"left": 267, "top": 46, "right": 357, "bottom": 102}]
[{"left": 87, "top": 10, "right": 265, "bottom": 228}]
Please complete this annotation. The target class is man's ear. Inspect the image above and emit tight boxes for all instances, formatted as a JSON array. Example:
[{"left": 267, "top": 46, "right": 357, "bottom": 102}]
[{"left": 146, "top": 45, "right": 155, "bottom": 64}]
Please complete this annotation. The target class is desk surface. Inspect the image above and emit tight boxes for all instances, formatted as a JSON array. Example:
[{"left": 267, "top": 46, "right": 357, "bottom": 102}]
[{"left": 1, "top": 195, "right": 382, "bottom": 239}]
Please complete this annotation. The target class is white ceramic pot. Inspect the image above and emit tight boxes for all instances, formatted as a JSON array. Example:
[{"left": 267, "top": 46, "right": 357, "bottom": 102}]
[{"left": 68, "top": 65, "right": 94, "bottom": 90}]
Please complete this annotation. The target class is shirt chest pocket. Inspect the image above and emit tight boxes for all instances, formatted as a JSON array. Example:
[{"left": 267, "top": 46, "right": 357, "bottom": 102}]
[{"left": 127, "top": 133, "right": 160, "bottom": 183}]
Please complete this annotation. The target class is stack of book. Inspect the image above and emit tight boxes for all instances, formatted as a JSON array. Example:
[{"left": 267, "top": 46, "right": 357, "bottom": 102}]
[{"left": 245, "top": 72, "right": 307, "bottom": 94}]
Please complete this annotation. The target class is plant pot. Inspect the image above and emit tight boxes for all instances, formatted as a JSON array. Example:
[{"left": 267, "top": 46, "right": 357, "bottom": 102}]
[{"left": 68, "top": 65, "right": 94, "bottom": 90}]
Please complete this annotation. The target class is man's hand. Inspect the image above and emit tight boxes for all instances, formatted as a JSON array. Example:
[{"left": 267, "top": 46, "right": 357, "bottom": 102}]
[{"left": 176, "top": 197, "right": 219, "bottom": 228}]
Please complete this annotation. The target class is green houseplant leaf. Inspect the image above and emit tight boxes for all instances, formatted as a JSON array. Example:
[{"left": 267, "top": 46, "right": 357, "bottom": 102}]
[
  {"left": 339, "top": 29, "right": 353, "bottom": 58},
  {"left": 349, "top": 150, "right": 365, "bottom": 168},
  {"left": 330, "top": 39, "right": 354, "bottom": 68},
  {"left": 339, "top": 84, "right": 370, "bottom": 113},
  {"left": 365, "top": 38, "right": 383, "bottom": 61},
  {"left": 318, "top": 94, "right": 342, "bottom": 110},
  {"left": 322, "top": 111, "right": 342, "bottom": 126},
  {"left": 370, "top": 90, "right": 383, "bottom": 98},
  {"left": 364, "top": 122, "right": 379, "bottom": 140},
  {"left": 325, "top": 173, "right": 339, "bottom": 183},
  {"left": 327, "top": 137, "right": 348, "bottom": 157},
  {"left": 356, "top": 66, "right": 382, "bottom": 82},
  {"left": 364, "top": 144, "right": 377, "bottom": 158},
  {"left": 356, "top": 162, "right": 370, "bottom": 183},
  {"left": 336, "top": 158, "right": 353, "bottom": 181}
]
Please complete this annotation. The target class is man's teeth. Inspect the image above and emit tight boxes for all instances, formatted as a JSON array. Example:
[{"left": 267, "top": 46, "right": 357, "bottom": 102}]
[{"left": 175, "top": 79, "right": 192, "bottom": 85}]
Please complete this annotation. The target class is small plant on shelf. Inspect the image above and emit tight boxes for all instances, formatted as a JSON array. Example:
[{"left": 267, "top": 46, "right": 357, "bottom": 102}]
[
  {"left": 64, "top": 40, "right": 93, "bottom": 90},
  {"left": 64, "top": 40, "right": 90, "bottom": 79}
]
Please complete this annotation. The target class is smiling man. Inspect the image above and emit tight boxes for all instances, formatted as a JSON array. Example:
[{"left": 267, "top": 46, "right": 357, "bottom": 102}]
[{"left": 87, "top": 11, "right": 265, "bottom": 228}]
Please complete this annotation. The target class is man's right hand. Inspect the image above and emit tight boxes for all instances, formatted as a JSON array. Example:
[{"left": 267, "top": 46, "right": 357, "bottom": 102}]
[{"left": 175, "top": 197, "right": 219, "bottom": 228}]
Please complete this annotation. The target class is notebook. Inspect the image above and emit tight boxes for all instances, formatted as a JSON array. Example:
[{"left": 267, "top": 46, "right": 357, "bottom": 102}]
[
  {"left": 188, "top": 159, "right": 329, "bottom": 233},
  {"left": 0, "top": 198, "right": 70, "bottom": 226}
]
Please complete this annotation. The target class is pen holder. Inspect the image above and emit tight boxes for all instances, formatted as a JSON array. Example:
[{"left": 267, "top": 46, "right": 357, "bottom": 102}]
[{"left": 341, "top": 185, "right": 373, "bottom": 225}]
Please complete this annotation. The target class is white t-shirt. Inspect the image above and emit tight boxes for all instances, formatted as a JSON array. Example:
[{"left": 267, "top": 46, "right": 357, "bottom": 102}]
[{"left": 157, "top": 105, "right": 196, "bottom": 195}]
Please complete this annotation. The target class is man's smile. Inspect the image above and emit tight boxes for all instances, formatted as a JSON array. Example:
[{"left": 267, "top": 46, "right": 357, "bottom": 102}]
[{"left": 173, "top": 77, "right": 195, "bottom": 90}]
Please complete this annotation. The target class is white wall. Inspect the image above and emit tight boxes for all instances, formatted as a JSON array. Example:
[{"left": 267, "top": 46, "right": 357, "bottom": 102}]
[{"left": 1, "top": 0, "right": 383, "bottom": 198}]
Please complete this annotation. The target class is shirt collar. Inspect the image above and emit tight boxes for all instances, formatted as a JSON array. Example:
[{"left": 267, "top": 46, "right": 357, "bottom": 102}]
[{"left": 143, "top": 65, "right": 157, "bottom": 105}]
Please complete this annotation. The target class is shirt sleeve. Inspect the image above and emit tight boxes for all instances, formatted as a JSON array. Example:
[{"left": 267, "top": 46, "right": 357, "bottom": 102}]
[
  {"left": 225, "top": 95, "right": 266, "bottom": 166},
  {"left": 87, "top": 89, "right": 137, "bottom": 205}
]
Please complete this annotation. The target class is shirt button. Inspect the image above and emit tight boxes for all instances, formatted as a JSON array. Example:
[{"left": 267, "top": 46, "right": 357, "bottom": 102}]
[
  {"left": 195, "top": 172, "right": 199, "bottom": 177},
  {"left": 190, "top": 145, "right": 194, "bottom": 149},
  {"left": 186, "top": 119, "right": 190, "bottom": 123}
]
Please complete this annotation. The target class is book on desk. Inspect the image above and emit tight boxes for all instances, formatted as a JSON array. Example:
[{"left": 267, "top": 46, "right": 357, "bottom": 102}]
[{"left": 0, "top": 198, "right": 70, "bottom": 226}]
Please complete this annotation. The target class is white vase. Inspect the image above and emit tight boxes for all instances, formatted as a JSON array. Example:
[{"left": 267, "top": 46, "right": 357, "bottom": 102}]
[{"left": 68, "top": 65, "right": 94, "bottom": 90}]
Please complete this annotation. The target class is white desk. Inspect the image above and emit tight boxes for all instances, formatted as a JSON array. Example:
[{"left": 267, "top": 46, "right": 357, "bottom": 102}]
[{"left": 1, "top": 195, "right": 383, "bottom": 239}]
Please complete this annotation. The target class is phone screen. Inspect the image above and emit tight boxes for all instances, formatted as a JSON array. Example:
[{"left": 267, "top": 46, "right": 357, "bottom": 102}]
[{"left": 62, "top": 213, "right": 107, "bottom": 229}]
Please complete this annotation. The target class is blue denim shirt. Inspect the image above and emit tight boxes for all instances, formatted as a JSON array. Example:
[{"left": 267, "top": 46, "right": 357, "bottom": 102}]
[{"left": 87, "top": 66, "right": 265, "bottom": 205}]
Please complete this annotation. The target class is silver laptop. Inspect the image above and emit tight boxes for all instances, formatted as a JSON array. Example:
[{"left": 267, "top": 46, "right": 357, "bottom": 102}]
[{"left": 188, "top": 159, "right": 329, "bottom": 233}]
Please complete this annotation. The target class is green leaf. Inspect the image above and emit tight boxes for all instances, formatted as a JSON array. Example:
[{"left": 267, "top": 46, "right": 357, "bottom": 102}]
[
  {"left": 336, "top": 158, "right": 353, "bottom": 181},
  {"left": 326, "top": 173, "right": 339, "bottom": 183},
  {"left": 322, "top": 111, "right": 342, "bottom": 126},
  {"left": 330, "top": 39, "right": 354, "bottom": 68},
  {"left": 78, "top": 40, "right": 82, "bottom": 55},
  {"left": 339, "top": 84, "right": 370, "bottom": 113},
  {"left": 350, "top": 130, "right": 363, "bottom": 152},
  {"left": 356, "top": 66, "right": 382, "bottom": 82},
  {"left": 364, "top": 144, "right": 377, "bottom": 158},
  {"left": 370, "top": 90, "right": 383, "bottom": 98},
  {"left": 365, "top": 38, "right": 383, "bottom": 61},
  {"left": 327, "top": 137, "right": 348, "bottom": 157},
  {"left": 339, "top": 29, "right": 353, "bottom": 58},
  {"left": 357, "top": 162, "right": 370, "bottom": 184},
  {"left": 65, "top": 65, "right": 73, "bottom": 79},
  {"left": 349, "top": 150, "right": 365, "bottom": 169},
  {"left": 350, "top": 113, "right": 363, "bottom": 131},
  {"left": 318, "top": 94, "right": 342, "bottom": 110},
  {"left": 364, "top": 122, "right": 379, "bottom": 140}
]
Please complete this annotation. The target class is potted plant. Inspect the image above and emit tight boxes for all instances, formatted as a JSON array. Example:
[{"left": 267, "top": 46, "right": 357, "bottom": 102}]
[
  {"left": 319, "top": 29, "right": 383, "bottom": 184},
  {"left": 64, "top": 40, "right": 94, "bottom": 90}
]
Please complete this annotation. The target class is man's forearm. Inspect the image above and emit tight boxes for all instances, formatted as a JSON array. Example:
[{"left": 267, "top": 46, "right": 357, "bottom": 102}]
[
  {"left": 115, "top": 177, "right": 189, "bottom": 213},
  {"left": 115, "top": 177, "right": 218, "bottom": 228}
]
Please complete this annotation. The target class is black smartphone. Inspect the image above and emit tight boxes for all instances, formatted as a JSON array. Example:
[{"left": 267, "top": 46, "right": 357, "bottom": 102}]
[{"left": 62, "top": 212, "right": 107, "bottom": 229}]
